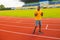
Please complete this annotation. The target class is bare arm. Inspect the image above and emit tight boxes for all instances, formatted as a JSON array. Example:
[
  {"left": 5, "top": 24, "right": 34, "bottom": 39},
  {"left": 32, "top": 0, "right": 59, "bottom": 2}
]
[{"left": 41, "top": 12, "right": 43, "bottom": 16}]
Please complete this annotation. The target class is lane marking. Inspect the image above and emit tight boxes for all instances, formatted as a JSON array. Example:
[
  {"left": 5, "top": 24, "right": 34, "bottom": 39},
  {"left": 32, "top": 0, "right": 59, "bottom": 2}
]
[
  {"left": 0, "top": 21, "right": 60, "bottom": 25},
  {"left": 0, "top": 21, "right": 34, "bottom": 24},
  {"left": 0, "top": 29, "right": 60, "bottom": 40},
  {"left": 0, "top": 24, "right": 60, "bottom": 31}
]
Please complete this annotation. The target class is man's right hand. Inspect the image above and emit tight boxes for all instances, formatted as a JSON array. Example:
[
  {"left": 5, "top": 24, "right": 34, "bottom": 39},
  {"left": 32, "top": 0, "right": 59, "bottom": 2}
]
[{"left": 35, "top": 13, "right": 38, "bottom": 16}]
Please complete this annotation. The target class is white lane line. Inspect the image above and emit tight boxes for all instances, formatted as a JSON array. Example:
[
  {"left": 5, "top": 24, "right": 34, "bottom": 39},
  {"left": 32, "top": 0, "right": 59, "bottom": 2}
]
[
  {"left": 0, "top": 21, "right": 60, "bottom": 25},
  {"left": 47, "top": 29, "right": 60, "bottom": 31},
  {"left": 0, "top": 24, "right": 60, "bottom": 31},
  {"left": 0, "top": 21, "right": 34, "bottom": 24},
  {"left": 0, "top": 29, "right": 60, "bottom": 40},
  {"left": 0, "top": 24, "right": 33, "bottom": 28},
  {"left": 0, "top": 21, "right": 23, "bottom": 23}
]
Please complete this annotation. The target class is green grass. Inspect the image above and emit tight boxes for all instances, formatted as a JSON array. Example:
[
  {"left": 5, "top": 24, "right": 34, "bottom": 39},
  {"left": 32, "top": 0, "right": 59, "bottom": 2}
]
[
  {"left": 42, "top": 8, "right": 60, "bottom": 18},
  {"left": 0, "top": 8, "right": 60, "bottom": 18}
]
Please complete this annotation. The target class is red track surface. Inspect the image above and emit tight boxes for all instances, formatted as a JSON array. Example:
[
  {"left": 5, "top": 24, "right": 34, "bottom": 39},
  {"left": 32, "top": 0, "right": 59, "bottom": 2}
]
[{"left": 0, "top": 16, "right": 60, "bottom": 40}]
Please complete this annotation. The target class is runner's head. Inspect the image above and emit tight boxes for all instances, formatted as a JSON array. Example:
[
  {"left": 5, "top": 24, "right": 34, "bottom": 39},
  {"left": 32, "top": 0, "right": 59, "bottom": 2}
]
[{"left": 37, "top": 6, "right": 40, "bottom": 11}]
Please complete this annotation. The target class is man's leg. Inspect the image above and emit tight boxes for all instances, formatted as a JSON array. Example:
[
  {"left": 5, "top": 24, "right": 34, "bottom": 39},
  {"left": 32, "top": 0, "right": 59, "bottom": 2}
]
[
  {"left": 39, "top": 20, "right": 42, "bottom": 32},
  {"left": 33, "top": 20, "right": 38, "bottom": 34},
  {"left": 32, "top": 26, "right": 37, "bottom": 34}
]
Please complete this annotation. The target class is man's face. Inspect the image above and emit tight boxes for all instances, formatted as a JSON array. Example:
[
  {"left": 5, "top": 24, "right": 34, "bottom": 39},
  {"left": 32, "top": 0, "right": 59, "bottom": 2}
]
[{"left": 37, "top": 6, "right": 40, "bottom": 11}]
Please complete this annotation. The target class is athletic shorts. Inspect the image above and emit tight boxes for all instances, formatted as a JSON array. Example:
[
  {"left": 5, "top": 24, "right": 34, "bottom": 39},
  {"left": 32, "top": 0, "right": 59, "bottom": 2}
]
[{"left": 35, "top": 20, "right": 42, "bottom": 26}]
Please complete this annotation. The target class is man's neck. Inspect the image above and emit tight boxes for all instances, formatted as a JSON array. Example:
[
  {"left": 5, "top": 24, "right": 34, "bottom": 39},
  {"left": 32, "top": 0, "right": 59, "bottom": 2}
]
[{"left": 37, "top": 9, "right": 40, "bottom": 11}]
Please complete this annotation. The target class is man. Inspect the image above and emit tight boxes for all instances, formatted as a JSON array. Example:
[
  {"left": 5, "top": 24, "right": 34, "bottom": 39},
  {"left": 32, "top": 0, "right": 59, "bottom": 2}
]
[{"left": 33, "top": 6, "right": 43, "bottom": 34}]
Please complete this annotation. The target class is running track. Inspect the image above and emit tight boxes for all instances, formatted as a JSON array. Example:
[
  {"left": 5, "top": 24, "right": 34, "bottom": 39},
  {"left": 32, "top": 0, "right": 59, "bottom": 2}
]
[{"left": 0, "top": 16, "right": 60, "bottom": 40}]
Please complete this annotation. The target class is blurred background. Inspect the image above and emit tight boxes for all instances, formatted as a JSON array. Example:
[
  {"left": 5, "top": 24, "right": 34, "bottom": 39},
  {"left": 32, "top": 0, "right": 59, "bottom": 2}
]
[
  {"left": 0, "top": 0, "right": 60, "bottom": 10},
  {"left": 0, "top": 0, "right": 60, "bottom": 18},
  {"left": 22, "top": 0, "right": 60, "bottom": 9}
]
